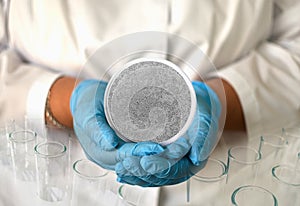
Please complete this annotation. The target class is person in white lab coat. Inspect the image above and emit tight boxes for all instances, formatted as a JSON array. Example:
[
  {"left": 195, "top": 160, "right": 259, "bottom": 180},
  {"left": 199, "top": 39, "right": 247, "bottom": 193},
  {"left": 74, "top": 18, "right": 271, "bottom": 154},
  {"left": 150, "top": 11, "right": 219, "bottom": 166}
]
[{"left": 0, "top": 0, "right": 300, "bottom": 186}]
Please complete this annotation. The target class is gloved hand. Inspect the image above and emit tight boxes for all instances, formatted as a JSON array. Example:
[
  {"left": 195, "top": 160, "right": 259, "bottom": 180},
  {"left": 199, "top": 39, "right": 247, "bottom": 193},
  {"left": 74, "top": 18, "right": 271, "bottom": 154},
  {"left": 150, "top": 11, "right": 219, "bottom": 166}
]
[
  {"left": 115, "top": 81, "right": 221, "bottom": 186},
  {"left": 70, "top": 80, "right": 164, "bottom": 170}
]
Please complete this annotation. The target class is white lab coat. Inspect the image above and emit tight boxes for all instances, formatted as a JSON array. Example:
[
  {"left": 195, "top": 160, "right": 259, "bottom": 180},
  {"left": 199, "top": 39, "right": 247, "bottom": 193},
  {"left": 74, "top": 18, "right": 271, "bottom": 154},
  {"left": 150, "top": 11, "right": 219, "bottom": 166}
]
[{"left": 0, "top": 0, "right": 300, "bottom": 139}]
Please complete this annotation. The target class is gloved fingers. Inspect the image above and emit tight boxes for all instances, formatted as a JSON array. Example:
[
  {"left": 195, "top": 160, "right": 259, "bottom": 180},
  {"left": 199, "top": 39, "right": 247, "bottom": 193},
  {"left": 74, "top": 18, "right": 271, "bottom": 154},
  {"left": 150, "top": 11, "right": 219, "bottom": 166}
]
[
  {"left": 116, "top": 159, "right": 200, "bottom": 186},
  {"left": 143, "top": 156, "right": 205, "bottom": 179},
  {"left": 114, "top": 138, "right": 188, "bottom": 175},
  {"left": 115, "top": 156, "right": 163, "bottom": 185},
  {"left": 139, "top": 155, "right": 171, "bottom": 175},
  {"left": 146, "top": 137, "right": 191, "bottom": 163},
  {"left": 118, "top": 142, "right": 189, "bottom": 176},
  {"left": 116, "top": 155, "right": 207, "bottom": 187},
  {"left": 131, "top": 138, "right": 190, "bottom": 174},
  {"left": 116, "top": 161, "right": 171, "bottom": 187},
  {"left": 131, "top": 141, "right": 165, "bottom": 156},
  {"left": 159, "top": 137, "right": 191, "bottom": 160},
  {"left": 115, "top": 161, "right": 153, "bottom": 187},
  {"left": 117, "top": 141, "right": 164, "bottom": 161},
  {"left": 118, "top": 156, "right": 146, "bottom": 177}
]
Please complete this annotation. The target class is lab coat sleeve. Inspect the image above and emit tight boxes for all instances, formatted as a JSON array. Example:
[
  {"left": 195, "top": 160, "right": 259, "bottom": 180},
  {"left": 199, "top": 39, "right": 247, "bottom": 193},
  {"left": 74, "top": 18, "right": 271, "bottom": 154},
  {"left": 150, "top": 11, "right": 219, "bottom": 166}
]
[
  {"left": 0, "top": 49, "right": 62, "bottom": 123},
  {"left": 218, "top": 2, "right": 300, "bottom": 138}
]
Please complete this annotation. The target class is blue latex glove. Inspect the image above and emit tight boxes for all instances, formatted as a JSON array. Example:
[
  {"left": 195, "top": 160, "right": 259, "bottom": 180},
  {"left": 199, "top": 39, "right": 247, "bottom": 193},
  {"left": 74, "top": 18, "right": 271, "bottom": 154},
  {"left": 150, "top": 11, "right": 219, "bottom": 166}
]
[
  {"left": 115, "top": 81, "right": 221, "bottom": 186},
  {"left": 70, "top": 80, "right": 164, "bottom": 170}
]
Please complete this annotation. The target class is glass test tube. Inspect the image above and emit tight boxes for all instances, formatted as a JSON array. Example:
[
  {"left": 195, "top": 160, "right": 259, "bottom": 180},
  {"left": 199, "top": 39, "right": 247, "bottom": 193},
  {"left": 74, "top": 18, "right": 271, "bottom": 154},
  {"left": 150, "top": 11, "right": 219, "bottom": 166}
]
[
  {"left": 281, "top": 127, "right": 300, "bottom": 165},
  {"left": 226, "top": 146, "right": 261, "bottom": 199},
  {"left": 190, "top": 158, "right": 227, "bottom": 205},
  {"left": 258, "top": 134, "right": 288, "bottom": 163},
  {"left": 271, "top": 164, "right": 300, "bottom": 205},
  {"left": 256, "top": 134, "right": 288, "bottom": 187},
  {"left": 9, "top": 130, "right": 37, "bottom": 181},
  {"left": 71, "top": 159, "right": 109, "bottom": 206},
  {"left": 231, "top": 185, "right": 278, "bottom": 206},
  {"left": 0, "top": 119, "right": 15, "bottom": 166},
  {"left": 44, "top": 125, "right": 74, "bottom": 189},
  {"left": 186, "top": 179, "right": 190, "bottom": 203},
  {"left": 35, "top": 141, "right": 68, "bottom": 202},
  {"left": 118, "top": 184, "right": 153, "bottom": 206},
  {"left": 118, "top": 184, "right": 139, "bottom": 206}
]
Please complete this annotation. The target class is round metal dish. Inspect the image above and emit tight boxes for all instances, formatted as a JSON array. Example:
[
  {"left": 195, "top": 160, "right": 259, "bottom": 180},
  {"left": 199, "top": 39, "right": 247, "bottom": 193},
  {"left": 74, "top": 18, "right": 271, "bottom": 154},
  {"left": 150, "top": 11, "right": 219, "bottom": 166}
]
[{"left": 104, "top": 58, "right": 196, "bottom": 145}]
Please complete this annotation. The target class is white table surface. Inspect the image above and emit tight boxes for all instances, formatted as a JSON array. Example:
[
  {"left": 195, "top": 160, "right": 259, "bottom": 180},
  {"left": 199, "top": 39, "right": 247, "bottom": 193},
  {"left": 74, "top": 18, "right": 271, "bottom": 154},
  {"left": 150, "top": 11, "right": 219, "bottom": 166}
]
[
  {"left": 1, "top": 128, "right": 269, "bottom": 206},
  {"left": 0, "top": 127, "right": 161, "bottom": 206}
]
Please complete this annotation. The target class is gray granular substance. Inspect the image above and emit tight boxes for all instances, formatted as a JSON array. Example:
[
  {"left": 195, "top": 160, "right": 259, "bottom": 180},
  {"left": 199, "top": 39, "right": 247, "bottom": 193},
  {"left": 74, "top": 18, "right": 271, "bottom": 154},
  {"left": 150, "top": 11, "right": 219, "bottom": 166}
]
[
  {"left": 106, "top": 60, "right": 192, "bottom": 143},
  {"left": 129, "top": 86, "right": 181, "bottom": 142}
]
